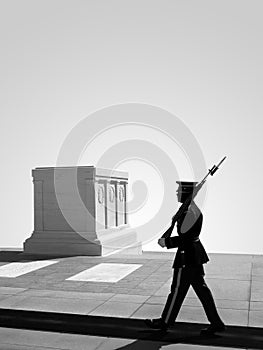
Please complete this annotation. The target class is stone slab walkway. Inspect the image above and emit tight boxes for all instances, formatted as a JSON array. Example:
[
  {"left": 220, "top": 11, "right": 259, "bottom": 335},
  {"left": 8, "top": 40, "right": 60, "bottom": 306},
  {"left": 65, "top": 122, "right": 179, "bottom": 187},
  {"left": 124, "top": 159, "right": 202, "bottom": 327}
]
[
  {"left": 0, "top": 251, "right": 262, "bottom": 328},
  {"left": 0, "top": 326, "right": 254, "bottom": 350}
]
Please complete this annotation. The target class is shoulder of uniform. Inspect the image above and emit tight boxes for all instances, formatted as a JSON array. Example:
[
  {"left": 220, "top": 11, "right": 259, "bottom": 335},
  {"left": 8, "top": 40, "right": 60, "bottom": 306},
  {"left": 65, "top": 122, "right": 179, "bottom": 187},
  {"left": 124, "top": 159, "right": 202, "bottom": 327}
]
[{"left": 189, "top": 203, "right": 202, "bottom": 218}]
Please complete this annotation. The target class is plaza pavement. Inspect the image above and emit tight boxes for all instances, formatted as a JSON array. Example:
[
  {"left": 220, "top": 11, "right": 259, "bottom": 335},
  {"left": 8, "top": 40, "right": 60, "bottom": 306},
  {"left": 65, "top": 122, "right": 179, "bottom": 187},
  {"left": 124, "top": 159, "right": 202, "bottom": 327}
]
[{"left": 0, "top": 250, "right": 262, "bottom": 349}]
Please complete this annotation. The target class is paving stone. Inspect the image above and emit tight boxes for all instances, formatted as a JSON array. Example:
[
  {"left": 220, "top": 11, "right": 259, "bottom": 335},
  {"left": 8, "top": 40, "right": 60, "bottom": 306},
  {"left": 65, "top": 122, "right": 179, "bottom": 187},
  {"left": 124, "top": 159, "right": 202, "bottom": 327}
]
[
  {"left": 132, "top": 302, "right": 248, "bottom": 326},
  {"left": 32, "top": 272, "right": 72, "bottom": 280},
  {"left": 16, "top": 275, "right": 63, "bottom": 284},
  {"left": 98, "top": 287, "right": 133, "bottom": 294},
  {"left": 135, "top": 286, "right": 165, "bottom": 294},
  {"left": 130, "top": 303, "right": 164, "bottom": 319},
  {"left": 0, "top": 287, "right": 26, "bottom": 295},
  {"left": 129, "top": 270, "right": 154, "bottom": 277},
  {"left": 252, "top": 262, "right": 263, "bottom": 275},
  {"left": 47, "top": 281, "right": 86, "bottom": 291},
  {"left": 177, "top": 306, "right": 248, "bottom": 326},
  {"left": 143, "top": 275, "right": 172, "bottom": 282},
  {"left": 53, "top": 265, "right": 96, "bottom": 272},
  {"left": 122, "top": 274, "right": 147, "bottom": 280},
  {"left": 113, "top": 281, "right": 141, "bottom": 288},
  {"left": 250, "top": 301, "right": 263, "bottom": 310},
  {"left": 137, "top": 267, "right": 159, "bottom": 273},
  {"left": 252, "top": 275, "right": 263, "bottom": 282},
  {"left": 145, "top": 296, "right": 248, "bottom": 311},
  {"left": 89, "top": 300, "right": 141, "bottom": 317},
  {"left": 18, "top": 289, "right": 114, "bottom": 301},
  {"left": 214, "top": 308, "right": 249, "bottom": 326},
  {"left": 108, "top": 293, "right": 149, "bottom": 303},
  {"left": 137, "top": 281, "right": 166, "bottom": 289},
  {"left": 250, "top": 280, "right": 263, "bottom": 301},
  {"left": 29, "top": 283, "right": 66, "bottom": 290},
  {"left": 0, "top": 281, "right": 34, "bottom": 288},
  {"left": 0, "top": 295, "right": 105, "bottom": 314},
  {"left": 0, "top": 294, "right": 13, "bottom": 302},
  {"left": 67, "top": 263, "right": 142, "bottom": 283},
  {"left": 137, "top": 252, "right": 174, "bottom": 260},
  {"left": 0, "top": 345, "right": 58, "bottom": 349},
  {"left": 252, "top": 255, "right": 263, "bottom": 262},
  {"left": 154, "top": 283, "right": 171, "bottom": 296},
  {"left": 0, "top": 327, "right": 106, "bottom": 350},
  {"left": 146, "top": 296, "right": 167, "bottom": 304},
  {"left": 78, "top": 282, "right": 113, "bottom": 289},
  {"left": 144, "top": 261, "right": 166, "bottom": 266},
  {"left": 155, "top": 265, "right": 173, "bottom": 270},
  {"left": 24, "top": 269, "right": 59, "bottom": 276},
  {"left": 128, "top": 288, "right": 152, "bottom": 296},
  {"left": 176, "top": 305, "right": 208, "bottom": 323},
  {"left": 209, "top": 253, "right": 253, "bottom": 264},
  {"left": 0, "top": 261, "right": 59, "bottom": 278},
  {"left": 248, "top": 310, "right": 263, "bottom": 327},
  {"left": 183, "top": 297, "right": 249, "bottom": 310},
  {"left": 123, "top": 274, "right": 152, "bottom": 280},
  {"left": 204, "top": 259, "right": 251, "bottom": 281},
  {"left": 201, "top": 278, "right": 250, "bottom": 301},
  {"left": 0, "top": 279, "right": 16, "bottom": 287}
]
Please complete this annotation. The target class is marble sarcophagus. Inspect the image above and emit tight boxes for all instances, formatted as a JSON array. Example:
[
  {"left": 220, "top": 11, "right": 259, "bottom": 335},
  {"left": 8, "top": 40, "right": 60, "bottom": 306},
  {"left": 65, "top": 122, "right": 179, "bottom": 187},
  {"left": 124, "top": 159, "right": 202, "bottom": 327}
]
[{"left": 23, "top": 166, "right": 142, "bottom": 256}]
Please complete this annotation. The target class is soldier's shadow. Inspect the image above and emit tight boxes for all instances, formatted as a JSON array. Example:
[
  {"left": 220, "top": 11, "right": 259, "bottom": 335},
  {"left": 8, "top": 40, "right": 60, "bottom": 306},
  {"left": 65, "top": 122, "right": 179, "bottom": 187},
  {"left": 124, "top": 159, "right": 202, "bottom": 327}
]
[
  {"left": 113, "top": 329, "right": 212, "bottom": 349},
  {"left": 115, "top": 339, "right": 168, "bottom": 349}
]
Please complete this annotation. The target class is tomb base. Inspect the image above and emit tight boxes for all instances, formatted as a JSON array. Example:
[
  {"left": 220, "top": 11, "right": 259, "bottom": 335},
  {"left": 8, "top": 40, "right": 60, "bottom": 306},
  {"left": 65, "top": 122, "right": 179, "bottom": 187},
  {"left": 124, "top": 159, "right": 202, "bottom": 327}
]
[{"left": 24, "top": 227, "right": 142, "bottom": 256}]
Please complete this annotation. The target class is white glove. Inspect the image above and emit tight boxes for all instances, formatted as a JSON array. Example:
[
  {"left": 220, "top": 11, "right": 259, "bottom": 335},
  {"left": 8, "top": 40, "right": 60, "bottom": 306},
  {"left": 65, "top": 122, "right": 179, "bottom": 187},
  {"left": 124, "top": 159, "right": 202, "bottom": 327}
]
[{"left": 158, "top": 238, "right": 166, "bottom": 248}]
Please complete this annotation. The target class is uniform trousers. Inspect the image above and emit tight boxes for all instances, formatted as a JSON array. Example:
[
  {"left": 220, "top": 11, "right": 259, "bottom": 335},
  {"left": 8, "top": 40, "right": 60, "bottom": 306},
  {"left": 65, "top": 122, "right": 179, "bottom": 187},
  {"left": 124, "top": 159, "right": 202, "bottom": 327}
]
[{"left": 161, "top": 265, "right": 223, "bottom": 326}]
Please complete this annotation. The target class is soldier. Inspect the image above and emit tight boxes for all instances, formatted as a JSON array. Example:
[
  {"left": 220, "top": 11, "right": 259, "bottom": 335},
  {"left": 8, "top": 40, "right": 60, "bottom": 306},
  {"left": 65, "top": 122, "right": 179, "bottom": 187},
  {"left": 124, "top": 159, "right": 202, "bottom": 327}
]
[{"left": 145, "top": 181, "right": 225, "bottom": 335}]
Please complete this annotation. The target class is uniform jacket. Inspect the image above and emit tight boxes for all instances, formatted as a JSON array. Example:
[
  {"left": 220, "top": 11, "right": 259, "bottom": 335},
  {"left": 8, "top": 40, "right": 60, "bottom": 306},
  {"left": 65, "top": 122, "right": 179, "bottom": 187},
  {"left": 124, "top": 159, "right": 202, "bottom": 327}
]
[{"left": 164, "top": 202, "right": 209, "bottom": 268}]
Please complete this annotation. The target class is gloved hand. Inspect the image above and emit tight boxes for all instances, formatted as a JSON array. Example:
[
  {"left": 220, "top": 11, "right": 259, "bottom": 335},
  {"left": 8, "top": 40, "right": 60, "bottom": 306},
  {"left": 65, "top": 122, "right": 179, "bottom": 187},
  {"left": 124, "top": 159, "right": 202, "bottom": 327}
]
[{"left": 158, "top": 238, "right": 166, "bottom": 248}]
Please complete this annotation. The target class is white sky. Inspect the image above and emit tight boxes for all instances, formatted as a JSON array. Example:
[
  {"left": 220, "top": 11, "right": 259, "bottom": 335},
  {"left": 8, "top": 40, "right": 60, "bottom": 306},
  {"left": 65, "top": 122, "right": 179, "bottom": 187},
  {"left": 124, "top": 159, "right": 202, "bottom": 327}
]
[{"left": 1, "top": 0, "right": 263, "bottom": 254}]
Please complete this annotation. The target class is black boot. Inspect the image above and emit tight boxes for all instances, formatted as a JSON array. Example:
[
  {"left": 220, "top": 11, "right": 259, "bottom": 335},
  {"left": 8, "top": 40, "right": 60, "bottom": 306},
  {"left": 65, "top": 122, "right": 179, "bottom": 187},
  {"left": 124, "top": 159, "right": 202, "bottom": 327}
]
[
  {"left": 144, "top": 318, "right": 168, "bottom": 331},
  {"left": 200, "top": 323, "right": 226, "bottom": 335}
]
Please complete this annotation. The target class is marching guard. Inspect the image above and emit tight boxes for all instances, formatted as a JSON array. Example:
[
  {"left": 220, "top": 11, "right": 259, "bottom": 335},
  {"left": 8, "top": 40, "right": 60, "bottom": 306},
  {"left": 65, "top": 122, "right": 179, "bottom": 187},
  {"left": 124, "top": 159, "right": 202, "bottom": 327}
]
[{"left": 145, "top": 169, "right": 226, "bottom": 335}]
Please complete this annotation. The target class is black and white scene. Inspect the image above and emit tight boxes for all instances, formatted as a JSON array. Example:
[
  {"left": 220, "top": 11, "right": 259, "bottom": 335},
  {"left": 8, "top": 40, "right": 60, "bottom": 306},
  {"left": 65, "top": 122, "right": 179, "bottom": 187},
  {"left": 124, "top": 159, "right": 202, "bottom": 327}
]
[{"left": 0, "top": 1, "right": 263, "bottom": 349}]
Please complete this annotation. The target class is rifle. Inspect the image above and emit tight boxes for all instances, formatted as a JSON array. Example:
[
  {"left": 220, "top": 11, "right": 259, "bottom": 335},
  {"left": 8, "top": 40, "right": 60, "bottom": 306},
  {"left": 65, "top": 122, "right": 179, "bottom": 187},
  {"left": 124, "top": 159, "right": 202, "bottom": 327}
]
[{"left": 161, "top": 156, "right": 227, "bottom": 239}]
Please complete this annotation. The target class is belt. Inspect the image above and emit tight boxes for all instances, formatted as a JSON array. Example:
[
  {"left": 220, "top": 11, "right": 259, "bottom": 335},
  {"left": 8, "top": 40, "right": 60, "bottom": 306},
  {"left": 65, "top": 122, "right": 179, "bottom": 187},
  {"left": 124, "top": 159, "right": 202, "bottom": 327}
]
[
  {"left": 181, "top": 237, "right": 200, "bottom": 245},
  {"left": 180, "top": 238, "right": 200, "bottom": 253}
]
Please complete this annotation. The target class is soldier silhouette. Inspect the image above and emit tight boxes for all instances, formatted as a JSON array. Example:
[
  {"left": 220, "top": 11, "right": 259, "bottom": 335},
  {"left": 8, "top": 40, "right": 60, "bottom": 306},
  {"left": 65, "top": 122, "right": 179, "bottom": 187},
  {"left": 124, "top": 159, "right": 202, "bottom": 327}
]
[{"left": 145, "top": 181, "right": 226, "bottom": 335}]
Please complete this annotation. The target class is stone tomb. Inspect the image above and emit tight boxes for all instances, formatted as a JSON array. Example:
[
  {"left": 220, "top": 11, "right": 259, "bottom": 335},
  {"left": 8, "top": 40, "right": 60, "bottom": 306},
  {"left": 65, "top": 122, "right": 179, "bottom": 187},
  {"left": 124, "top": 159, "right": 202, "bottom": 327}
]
[{"left": 23, "top": 166, "right": 142, "bottom": 256}]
